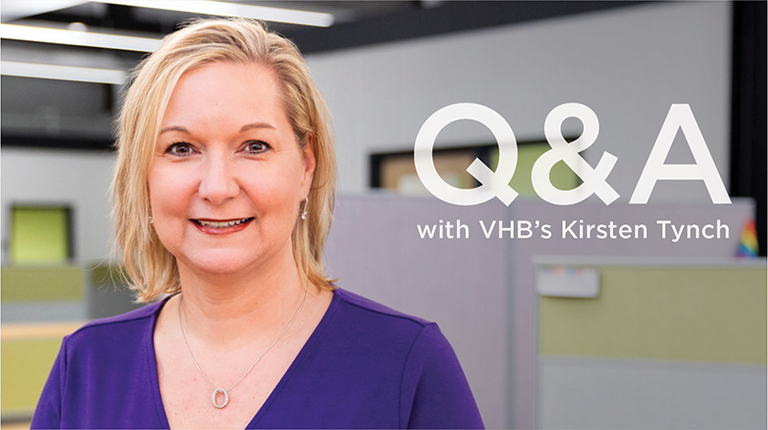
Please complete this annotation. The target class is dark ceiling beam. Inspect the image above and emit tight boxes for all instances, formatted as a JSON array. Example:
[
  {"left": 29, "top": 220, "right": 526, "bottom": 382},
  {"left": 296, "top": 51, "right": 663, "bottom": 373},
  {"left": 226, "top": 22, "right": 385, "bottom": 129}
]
[
  {"left": 30, "top": 4, "right": 171, "bottom": 34},
  {"left": 29, "top": 1, "right": 652, "bottom": 54},
  {"left": 1, "top": 134, "right": 115, "bottom": 151},
  {"left": 286, "top": 1, "right": 652, "bottom": 54}
]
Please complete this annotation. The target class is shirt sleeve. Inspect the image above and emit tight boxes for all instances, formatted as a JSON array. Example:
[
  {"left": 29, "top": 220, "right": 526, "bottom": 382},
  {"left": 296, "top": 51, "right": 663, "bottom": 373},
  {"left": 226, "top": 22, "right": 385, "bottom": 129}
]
[
  {"left": 30, "top": 336, "right": 67, "bottom": 429},
  {"left": 399, "top": 323, "right": 485, "bottom": 429}
]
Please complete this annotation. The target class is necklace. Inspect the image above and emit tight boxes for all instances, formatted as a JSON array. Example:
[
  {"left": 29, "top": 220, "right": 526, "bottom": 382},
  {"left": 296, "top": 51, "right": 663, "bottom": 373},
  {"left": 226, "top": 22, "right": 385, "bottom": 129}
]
[{"left": 178, "top": 290, "right": 308, "bottom": 409}]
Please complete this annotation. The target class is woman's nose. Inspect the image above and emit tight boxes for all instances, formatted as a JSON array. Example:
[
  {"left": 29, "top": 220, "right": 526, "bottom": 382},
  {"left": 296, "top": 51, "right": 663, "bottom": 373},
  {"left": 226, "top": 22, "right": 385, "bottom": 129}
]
[{"left": 197, "top": 154, "right": 239, "bottom": 204}]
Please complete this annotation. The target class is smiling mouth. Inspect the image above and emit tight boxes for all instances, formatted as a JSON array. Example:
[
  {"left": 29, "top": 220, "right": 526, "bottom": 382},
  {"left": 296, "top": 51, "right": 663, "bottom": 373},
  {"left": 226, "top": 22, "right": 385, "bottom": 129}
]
[{"left": 192, "top": 218, "right": 254, "bottom": 229}]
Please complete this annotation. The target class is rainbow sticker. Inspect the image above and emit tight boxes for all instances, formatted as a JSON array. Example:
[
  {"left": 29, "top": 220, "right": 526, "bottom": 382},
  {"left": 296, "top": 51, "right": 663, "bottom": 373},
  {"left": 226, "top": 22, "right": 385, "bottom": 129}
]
[{"left": 736, "top": 218, "right": 758, "bottom": 257}]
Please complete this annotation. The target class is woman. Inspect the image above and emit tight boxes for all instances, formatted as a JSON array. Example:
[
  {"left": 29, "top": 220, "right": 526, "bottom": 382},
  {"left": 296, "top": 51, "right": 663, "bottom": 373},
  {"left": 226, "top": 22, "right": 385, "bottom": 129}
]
[{"left": 31, "top": 18, "right": 483, "bottom": 429}]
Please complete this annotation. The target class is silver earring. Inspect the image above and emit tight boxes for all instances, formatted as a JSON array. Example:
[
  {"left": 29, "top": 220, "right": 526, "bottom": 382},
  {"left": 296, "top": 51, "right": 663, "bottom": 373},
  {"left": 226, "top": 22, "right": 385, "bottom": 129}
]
[
  {"left": 149, "top": 216, "right": 154, "bottom": 224},
  {"left": 300, "top": 197, "right": 309, "bottom": 220}
]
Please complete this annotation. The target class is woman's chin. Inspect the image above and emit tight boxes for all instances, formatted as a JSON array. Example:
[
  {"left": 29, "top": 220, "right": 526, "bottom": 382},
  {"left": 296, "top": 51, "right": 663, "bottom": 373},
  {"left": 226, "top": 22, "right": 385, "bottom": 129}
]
[{"left": 178, "top": 251, "right": 264, "bottom": 277}]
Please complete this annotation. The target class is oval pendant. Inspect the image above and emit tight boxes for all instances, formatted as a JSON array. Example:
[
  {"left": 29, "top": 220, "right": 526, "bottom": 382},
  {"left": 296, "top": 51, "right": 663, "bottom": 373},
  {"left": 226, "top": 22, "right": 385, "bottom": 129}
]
[{"left": 212, "top": 388, "right": 229, "bottom": 409}]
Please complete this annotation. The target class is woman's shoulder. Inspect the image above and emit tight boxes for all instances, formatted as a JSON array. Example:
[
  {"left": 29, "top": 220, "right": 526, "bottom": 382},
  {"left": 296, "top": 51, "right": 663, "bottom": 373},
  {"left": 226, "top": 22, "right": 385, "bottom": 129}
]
[
  {"left": 331, "top": 287, "right": 433, "bottom": 330},
  {"left": 64, "top": 299, "right": 164, "bottom": 348},
  {"left": 32, "top": 301, "right": 166, "bottom": 429},
  {"left": 324, "top": 287, "right": 449, "bottom": 354}
]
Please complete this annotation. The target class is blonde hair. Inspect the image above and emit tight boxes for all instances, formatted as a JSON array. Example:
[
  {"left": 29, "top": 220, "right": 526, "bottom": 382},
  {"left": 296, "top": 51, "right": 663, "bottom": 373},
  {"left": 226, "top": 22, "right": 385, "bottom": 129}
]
[{"left": 112, "top": 18, "right": 336, "bottom": 302}]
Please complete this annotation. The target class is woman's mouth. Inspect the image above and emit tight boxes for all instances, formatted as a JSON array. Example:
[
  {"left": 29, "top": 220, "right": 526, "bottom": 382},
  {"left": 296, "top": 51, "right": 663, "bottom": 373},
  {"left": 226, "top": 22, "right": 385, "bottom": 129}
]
[{"left": 191, "top": 217, "right": 254, "bottom": 233}]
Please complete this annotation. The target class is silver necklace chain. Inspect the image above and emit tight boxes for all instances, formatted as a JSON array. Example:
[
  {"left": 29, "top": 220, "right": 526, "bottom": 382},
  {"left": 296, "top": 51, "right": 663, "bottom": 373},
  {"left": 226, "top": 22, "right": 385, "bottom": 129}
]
[{"left": 178, "top": 290, "right": 308, "bottom": 409}]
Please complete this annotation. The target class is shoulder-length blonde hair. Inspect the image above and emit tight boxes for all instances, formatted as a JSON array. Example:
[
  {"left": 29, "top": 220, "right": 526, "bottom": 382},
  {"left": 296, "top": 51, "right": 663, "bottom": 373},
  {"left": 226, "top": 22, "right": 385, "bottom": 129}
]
[{"left": 112, "top": 18, "right": 336, "bottom": 302}]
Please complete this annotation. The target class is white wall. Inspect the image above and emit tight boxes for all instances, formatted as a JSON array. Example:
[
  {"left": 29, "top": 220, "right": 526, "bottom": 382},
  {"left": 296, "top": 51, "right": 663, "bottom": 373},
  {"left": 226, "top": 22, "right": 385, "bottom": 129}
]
[
  {"left": 1, "top": 148, "right": 116, "bottom": 264},
  {"left": 306, "top": 1, "right": 731, "bottom": 204}
]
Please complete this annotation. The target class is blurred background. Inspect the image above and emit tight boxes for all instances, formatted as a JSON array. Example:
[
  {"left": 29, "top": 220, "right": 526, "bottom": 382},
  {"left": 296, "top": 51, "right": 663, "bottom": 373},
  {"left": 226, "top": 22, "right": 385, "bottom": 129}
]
[{"left": 1, "top": 1, "right": 765, "bottom": 428}]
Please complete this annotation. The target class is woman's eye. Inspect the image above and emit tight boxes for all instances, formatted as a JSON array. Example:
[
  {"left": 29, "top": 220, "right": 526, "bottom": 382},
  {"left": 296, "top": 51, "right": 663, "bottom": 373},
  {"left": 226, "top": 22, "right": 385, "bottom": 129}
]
[
  {"left": 166, "top": 142, "right": 195, "bottom": 156},
  {"left": 244, "top": 141, "right": 270, "bottom": 154}
]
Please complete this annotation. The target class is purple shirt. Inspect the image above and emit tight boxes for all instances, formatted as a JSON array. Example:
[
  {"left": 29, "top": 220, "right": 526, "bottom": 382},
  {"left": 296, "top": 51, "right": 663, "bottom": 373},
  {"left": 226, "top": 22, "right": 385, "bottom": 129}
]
[{"left": 31, "top": 288, "right": 484, "bottom": 429}]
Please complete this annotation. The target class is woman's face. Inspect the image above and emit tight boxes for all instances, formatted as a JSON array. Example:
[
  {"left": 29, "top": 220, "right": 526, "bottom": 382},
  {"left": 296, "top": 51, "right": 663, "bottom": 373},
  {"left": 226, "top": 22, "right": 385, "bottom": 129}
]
[{"left": 148, "top": 61, "right": 315, "bottom": 277}]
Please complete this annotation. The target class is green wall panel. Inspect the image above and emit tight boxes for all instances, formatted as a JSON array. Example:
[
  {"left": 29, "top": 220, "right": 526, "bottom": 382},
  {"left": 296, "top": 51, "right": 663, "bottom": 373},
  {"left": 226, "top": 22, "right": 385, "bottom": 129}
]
[
  {"left": 90, "top": 264, "right": 130, "bottom": 286},
  {"left": 1, "top": 266, "right": 84, "bottom": 302},
  {"left": 1, "top": 338, "right": 62, "bottom": 413},
  {"left": 540, "top": 266, "right": 767, "bottom": 364}
]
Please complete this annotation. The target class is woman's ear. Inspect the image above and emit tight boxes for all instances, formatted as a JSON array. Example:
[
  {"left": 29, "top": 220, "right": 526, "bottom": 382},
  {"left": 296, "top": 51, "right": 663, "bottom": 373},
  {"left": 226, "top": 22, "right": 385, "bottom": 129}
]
[{"left": 301, "top": 134, "right": 317, "bottom": 194}]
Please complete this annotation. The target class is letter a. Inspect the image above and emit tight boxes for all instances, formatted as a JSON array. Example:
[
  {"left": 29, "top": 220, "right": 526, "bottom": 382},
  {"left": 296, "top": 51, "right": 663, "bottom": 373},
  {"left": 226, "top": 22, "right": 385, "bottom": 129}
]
[{"left": 630, "top": 104, "right": 730, "bottom": 204}]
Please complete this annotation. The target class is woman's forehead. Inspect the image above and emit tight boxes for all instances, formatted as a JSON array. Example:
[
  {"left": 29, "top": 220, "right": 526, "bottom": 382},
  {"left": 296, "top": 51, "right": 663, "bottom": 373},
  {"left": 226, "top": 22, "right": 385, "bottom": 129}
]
[
  {"left": 161, "top": 62, "right": 289, "bottom": 130},
  {"left": 172, "top": 62, "right": 279, "bottom": 103}
]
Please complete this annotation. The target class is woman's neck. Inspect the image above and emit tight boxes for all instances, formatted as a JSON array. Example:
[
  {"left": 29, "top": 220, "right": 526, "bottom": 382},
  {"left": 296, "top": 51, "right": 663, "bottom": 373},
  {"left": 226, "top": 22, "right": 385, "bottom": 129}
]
[{"left": 174, "top": 252, "right": 308, "bottom": 349}]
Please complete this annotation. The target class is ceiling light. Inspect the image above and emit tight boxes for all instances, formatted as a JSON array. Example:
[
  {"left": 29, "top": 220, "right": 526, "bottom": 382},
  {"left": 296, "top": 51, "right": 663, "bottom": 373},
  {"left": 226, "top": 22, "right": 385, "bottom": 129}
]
[
  {"left": 0, "top": 23, "right": 162, "bottom": 52},
  {"left": 67, "top": 22, "right": 88, "bottom": 32},
  {"left": 1, "top": 0, "right": 88, "bottom": 23},
  {"left": 1, "top": 61, "right": 127, "bottom": 85},
  {"left": 90, "top": 0, "right": 334, "bottom": 27}
]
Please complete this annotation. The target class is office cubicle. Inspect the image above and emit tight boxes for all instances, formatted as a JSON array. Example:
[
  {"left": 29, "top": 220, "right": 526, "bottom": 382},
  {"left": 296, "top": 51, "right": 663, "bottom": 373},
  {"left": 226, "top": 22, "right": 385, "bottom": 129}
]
[
  {"left": 325, "top": 194, "right": 762, "bottom": 429},
  {"left": 535, "top": 257, "right": 765, "bottom": 429}
]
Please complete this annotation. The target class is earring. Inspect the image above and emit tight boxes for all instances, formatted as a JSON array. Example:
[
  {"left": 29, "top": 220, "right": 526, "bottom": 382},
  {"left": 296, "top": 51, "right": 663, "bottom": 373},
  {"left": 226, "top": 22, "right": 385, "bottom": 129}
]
[
  {"left": 149, "top": 216, "right": 154, "bottom": 225},
  {"left": 300, "top": 197, "right": 309, "bottom": 220}
]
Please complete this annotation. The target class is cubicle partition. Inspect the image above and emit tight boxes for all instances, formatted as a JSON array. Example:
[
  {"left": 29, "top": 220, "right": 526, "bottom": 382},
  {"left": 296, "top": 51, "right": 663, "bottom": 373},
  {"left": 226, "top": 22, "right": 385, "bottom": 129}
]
[
  {"left": 507, "top": 198, "right": 760, "bottom": 428},
  {"left": 535, "top": 257, "right": 766, "bottom": 429},
  {"left": 326, "top": 194, "right": 511, "bottom": 428}
]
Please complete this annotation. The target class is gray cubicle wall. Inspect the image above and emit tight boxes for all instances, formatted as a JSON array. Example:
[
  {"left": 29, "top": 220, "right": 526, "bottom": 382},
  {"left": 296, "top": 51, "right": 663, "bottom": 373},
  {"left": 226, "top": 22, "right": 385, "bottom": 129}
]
[
  {"left": 325, "top": 194, "right": 756, "bottom": 429},
  {"left": 326, "top": 194, "right": 509, "bottom": 428}
]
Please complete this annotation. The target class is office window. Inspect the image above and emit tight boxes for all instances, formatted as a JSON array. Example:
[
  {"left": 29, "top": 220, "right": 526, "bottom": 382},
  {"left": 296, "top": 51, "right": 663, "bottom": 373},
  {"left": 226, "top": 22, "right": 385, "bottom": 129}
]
[
  {"left": 371, "top": 141, "right": 580, "bottom": 196},
  {"left": 491, "top": 143, "right": 581, "bottom": 196}
]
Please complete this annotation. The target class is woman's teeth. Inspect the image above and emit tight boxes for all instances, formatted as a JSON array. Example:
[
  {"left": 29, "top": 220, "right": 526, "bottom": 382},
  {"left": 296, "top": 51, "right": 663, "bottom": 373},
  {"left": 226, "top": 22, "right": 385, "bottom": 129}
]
[{"left": 195, "top": 218, "right": 251, "bottom": 229}]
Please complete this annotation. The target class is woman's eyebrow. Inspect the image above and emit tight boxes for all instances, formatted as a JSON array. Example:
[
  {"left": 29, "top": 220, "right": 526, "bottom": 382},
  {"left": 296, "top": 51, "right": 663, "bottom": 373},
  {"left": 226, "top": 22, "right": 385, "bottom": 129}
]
[
  {"left": 240, "top": 122, "right": 275, "bottom": 132},
  {"left": 158, "top": 122, "right": 275, "bottom": 135},
  {"left": 158, "top": 125, "right": 190, "bottom": 135}
]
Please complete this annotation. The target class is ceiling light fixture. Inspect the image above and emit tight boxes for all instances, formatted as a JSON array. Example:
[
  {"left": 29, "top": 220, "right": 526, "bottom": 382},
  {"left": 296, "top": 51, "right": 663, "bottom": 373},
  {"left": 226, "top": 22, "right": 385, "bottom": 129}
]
[
  {"left": 0, "top": 0, "right": 89, "bottom": 23},
  {"left": 0, "top": 23, "right": 162, "bottom": 51},
  {"left": 90, "top": 0, "right": 335, "bottom": 27},
  {"left": 1, "top": 61, "right": 127, "bottom": 85}
]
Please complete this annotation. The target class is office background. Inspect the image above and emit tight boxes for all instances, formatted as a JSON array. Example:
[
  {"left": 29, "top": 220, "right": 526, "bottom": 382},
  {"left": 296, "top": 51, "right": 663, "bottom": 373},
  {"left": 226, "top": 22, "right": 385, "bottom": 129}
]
[{"left": 1, "top": 1, "right": 766, "bottom": 429}]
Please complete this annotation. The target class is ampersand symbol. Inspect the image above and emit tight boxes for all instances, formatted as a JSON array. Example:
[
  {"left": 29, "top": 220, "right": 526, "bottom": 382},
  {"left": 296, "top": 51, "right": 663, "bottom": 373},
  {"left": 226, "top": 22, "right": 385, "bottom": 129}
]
[{"left": 531, "top": 103, "right": 619, "bottom": 205}]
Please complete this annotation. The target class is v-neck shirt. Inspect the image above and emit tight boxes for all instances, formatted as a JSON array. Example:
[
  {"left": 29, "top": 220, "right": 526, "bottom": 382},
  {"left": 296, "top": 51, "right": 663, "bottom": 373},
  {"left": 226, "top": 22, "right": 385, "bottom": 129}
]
[{"left": 31, "top": 288, "right": 484, "bottom": 429}]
